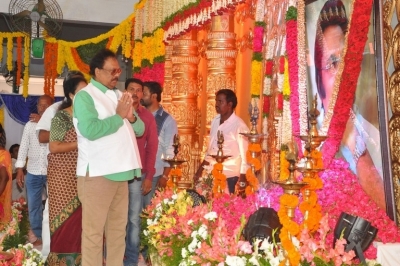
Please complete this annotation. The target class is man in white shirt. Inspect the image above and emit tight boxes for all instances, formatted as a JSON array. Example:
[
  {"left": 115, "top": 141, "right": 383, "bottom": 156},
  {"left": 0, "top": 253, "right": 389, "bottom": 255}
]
[
  {"left": 194, "top": 89, "right": 249, "bottom": 194},
  {"left": 15, "top": 95, "right": 53, "bottom": 245}
]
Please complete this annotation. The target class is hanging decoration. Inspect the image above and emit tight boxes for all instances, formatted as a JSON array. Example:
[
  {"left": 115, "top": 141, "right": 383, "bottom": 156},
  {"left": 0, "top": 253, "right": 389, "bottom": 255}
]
[
  {"left": 0, "top": 32, "right": 31, "bottom": 98},
  {"left": 16, "top": 37, "right": 22, "bottom": 87}
]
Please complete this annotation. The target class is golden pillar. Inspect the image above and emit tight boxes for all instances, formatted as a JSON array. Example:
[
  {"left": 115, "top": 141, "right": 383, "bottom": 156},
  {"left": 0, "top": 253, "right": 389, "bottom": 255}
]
[
  {"left": 169, "top": 31, "right": 201, "bottom": 180},
  {"left": 162, "top": 45, "right": 173, "bottom": 110},
  {"left": 206, "top": 12, "right": 237, "bottom": 127}
]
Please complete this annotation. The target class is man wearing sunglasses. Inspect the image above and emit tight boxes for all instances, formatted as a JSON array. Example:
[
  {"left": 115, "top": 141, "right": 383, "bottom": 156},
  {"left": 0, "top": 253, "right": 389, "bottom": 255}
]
[{"left": 73, "top": 49, "right": 142, "bottom": 265}]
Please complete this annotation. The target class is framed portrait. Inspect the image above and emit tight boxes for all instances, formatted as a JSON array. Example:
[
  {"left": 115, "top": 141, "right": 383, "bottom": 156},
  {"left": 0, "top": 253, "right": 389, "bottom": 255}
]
[{"left": 305, "top": 0, "right": 395, "bottom": 220}]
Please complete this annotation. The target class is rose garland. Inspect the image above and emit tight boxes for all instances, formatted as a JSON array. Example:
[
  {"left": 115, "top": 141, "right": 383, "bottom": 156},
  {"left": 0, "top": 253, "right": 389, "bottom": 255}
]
[
  {"left": 244, "top": 143, "right": 261, "bottom": 195},
  {"left": 250, "top": 21, "right": 265, "bottom": 98},
  {"left": 211, "top": 163, "right": 227, "bottom": 198},
  {"left": 278, "top": 193, "right": 301, "bottom": 266},
  {"left": 286, "top": 6, "right": 303, "bottom": 158},
  {"left": 321, "top": 0, "right": 374, "bottom": 166}
]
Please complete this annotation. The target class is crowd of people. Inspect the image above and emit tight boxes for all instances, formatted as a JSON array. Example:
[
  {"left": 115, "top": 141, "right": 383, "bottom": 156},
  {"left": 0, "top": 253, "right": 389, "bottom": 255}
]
[{"left": 0, "top": 48, "right": 250, "bottom": 266}]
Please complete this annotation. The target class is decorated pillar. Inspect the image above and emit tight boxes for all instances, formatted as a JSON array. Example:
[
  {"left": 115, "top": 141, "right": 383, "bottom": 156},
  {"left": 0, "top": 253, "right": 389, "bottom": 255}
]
[
  {"left": 169, "top": 31, "right": 201, "bottom": 180},
  {"left": 205, "top": 12, "right": 237, "bottom": 127},
  {"left": 162, "top": 45, "right": 173, "bottom": 111}
]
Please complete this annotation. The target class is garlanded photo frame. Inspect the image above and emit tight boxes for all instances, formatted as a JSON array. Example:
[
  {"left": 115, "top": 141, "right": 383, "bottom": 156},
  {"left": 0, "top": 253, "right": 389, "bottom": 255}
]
[
  {"left": 305, "top": 0, "right": 396, "bottom": 221},
  {"left": 373, "top": 0, "right": 396, "bottom": 222}
]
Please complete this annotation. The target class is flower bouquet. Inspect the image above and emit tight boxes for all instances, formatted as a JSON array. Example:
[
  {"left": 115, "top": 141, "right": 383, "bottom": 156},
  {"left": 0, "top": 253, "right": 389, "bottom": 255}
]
[
  {"left": 0, "top": 243, "right": 45, "bottom": 266},
  {"left": 0, "top": 198, "right": 29, "bottom": 251}
]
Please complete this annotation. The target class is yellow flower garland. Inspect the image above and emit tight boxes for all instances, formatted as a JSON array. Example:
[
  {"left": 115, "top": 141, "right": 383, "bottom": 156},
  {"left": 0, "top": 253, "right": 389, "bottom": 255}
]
[
  {"left": 133, "top": 41, "right": 143, "bottom": 68},
  {"left": 43, "top": 13, "right": 135, "bottom": 84},
  {"left": 250, "top": 61, "right": 262, "bottom": 96},
  {"left": 0, "top": 37, "right": 3, "bottom": 64},
  {"left": 0, "top": 107, "right": 4, "bottom": 127},
  {"left": 23, "top": 36, "right": 30, "bottom": 98},
  {"left": 279, "top": 150, "right": 290, "bottom": 181},
  {"left": 7, "top": 37, "right": 13, "bottom": 71},
  {"left": 282, "top": 57, "right": 290, "bottom": 97}
]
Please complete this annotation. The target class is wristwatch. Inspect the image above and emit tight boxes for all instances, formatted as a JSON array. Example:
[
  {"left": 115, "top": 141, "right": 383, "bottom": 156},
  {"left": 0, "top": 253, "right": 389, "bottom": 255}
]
[
  {"left": 161, "top": 174, "right": 169, "bottom": 181},
  {"left": 238, "top": 181, "right": 246, "bottom": 188}
]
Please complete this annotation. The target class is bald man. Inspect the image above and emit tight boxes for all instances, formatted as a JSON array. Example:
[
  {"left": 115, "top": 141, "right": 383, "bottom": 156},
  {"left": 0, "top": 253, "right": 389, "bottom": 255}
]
[{"left": 15, "top": 94, "right": 53, "bottom": 246}]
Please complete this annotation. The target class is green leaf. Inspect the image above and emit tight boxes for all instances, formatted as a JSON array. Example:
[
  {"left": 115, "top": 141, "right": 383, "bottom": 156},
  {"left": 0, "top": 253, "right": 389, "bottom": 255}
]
[
  {"left": 76, "top": 39, "right": 108, "bottom": 65},
  {"left": 286, "top": 6, "right": 298, "bottom": 21}
]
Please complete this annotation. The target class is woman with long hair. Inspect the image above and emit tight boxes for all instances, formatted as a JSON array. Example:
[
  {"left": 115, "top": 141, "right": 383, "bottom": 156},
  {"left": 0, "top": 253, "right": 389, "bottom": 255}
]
[
  {"left": 0, "top": 123, "right": 12, "bottom": 227},
  {"left": 46, "top": 76, "right": 87, "bottom": 265}
]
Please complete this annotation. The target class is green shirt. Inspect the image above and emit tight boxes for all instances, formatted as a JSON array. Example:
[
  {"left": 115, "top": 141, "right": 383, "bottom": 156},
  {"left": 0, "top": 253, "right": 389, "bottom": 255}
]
[{"left": 73, "top": 78, "right": 143, "bottom": 181}]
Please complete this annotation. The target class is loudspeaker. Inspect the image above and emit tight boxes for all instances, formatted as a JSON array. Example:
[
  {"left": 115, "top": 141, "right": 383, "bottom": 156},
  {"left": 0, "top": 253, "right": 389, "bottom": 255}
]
[
  {"left": 243, "top": 207, "right": 282, "bottom": 244},
  {"left": 334, "top": 212, "right": 378, "bottom": 263}
]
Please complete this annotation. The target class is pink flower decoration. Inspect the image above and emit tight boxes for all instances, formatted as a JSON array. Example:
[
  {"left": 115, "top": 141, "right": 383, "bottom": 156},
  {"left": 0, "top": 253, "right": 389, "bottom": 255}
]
[{"left": 253, "top": 26, "right": 264, "bottom": 53}]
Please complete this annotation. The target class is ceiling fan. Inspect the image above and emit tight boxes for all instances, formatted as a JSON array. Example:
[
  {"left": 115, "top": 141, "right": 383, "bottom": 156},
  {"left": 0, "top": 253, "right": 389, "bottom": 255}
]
[{"left": 8, "top": 0, "right": 63, "bottom": 58}]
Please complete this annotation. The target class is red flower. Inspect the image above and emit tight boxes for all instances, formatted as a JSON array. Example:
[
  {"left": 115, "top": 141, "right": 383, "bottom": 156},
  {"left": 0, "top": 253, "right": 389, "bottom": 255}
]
[
  {"left": 265, "top": 60, "right": 274, "bottom": 76},
  {"left": 263, "top": 95, "right": 270, "bottom": 115},
  {"left": 279, "top": 56, "right": 285, "bottom": 74},
  {"left": 277, "top": 93, "right": 283, "bottom": 111}
]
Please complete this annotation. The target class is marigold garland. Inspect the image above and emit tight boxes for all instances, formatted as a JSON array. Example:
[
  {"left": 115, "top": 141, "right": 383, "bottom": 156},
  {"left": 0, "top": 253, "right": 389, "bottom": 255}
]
[
  {"left": 7, "top": 37, "right": 13, "bottom": 72},
  {"left": 166, "top": 167, "right": 182, "bottom": 189},
  {"left": 43, "top": 42, "right": 58, "bottom": 98},
  {"left": 243, "top": 143, "right": 261, "bottom": 195},
  {"left": 0, "top": 107, "right": 4, "bottom": 127},
  {"left": 22, "top": 36, "right": 30, "bottom": 98},
  {"left": 299, "top": 150, "right": 324, "bottom": 232},
  {"left": 278, "top": 193, "right": 301, "bottom": 266},
  {"left": 211, "top": 163, "right": 227, "bottom": 198},
  {"left": 279, "top": 150, "right": 290, "bottom": 181},
  {"left": 71, "top": 48, "right": 90, "bottom": 74},
  {"left": 16, "top": 37, "right": 22, "bottom": 87},
  {"left": 0, "top": 37, "right": 3, "bottom": 63},
  {"left": 250, "top": 61, "right": 263, "bottom": 98}
]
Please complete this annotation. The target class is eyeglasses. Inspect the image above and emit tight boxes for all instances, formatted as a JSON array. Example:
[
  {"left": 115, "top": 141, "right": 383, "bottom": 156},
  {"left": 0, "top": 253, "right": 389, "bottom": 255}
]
[
  {"left": 101, "top": 68, "right": 122, "bottom": 76},
  {"left": 319, "top": 54, "right": 340, "bottom": 74}
]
